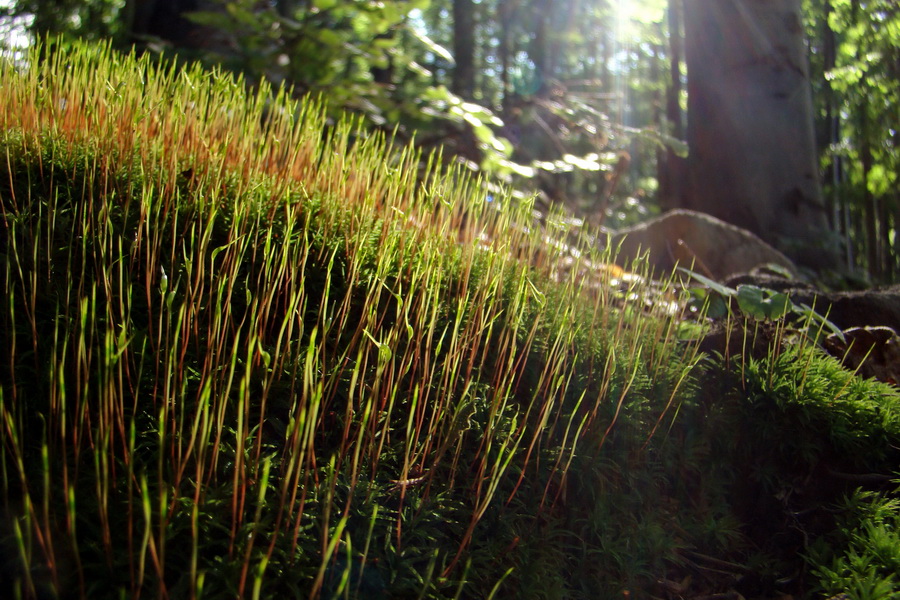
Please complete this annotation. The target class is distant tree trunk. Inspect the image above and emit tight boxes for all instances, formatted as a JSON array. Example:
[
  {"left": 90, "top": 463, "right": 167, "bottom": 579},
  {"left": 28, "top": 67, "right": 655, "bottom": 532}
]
[
  {"left": 129, "top": 0, "right": 199, "bottom": 46},
  {"left": 530, "top": 0, "right": 550, "bottom": 88},
  {"left": 820, "top": 0, "right": 838, "bottom": 230},
  {"left": 652, "top": 36, "right": 666, "bottom": 206},
  {"left": 497, "top": 0, "right": 511, "bottom": 113},
  {"left": 879, "top": 196, "right": 891, "bottom": 281},
  {"left": 682, "top": 0, "right": 840, "bottom": 272},
  {"left": 860, "top": 103, "right": 879, "bottom": 278},
  {"left": 274, "top": 0, "right": 293, "bottom": 18},
  {"left": 659, "top": 0, "right": 685, "bottom": 211},
  {"left": 599, "top": 26, "right": 611, "bottom": 94},
  {"left": 894, "top": 192, "right": 900, "bottom": 276},
  {"left": 452, "top": 0, "right": 476, "bottom": 100},
  {"left": 819, "top": 0, "right": 853, "bottom": 267}
]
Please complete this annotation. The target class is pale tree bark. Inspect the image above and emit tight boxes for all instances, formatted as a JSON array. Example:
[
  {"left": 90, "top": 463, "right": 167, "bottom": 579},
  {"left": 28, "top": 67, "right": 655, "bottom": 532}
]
[{"left": 682, "top": 0, "right": 841, "bottom": 272}]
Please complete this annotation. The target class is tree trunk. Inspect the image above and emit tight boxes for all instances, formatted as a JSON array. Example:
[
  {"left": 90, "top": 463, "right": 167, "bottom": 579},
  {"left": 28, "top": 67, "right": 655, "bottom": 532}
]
[
  {"left": 129, "top": 0, "right": 199, "bottom": 46},
  {"left": 860, "top": 104, "right": 879, "bottom": 278},
  {"left": 682, "top": 0, "right": 839, "bottom": 272},
  {"left": 819, "top": 0, "right": 854, "bottom": 268},
  {"left": 879, "top": 195, "right": 891, "bottom": 281},
  {"left": 452, "top": 0, "right": 476, "bottom": 100},
  {"left": 659, "top": 0, "right": 685, "bottom": 211},
  {"left": 530, "top": 0, "right": 550, "bottom": 88},
  {"left": 498, "top": 0, "right": 511, "bottom": 114},
  {"left": 894, "top": 192, "right": 900, "bottom": 277}
]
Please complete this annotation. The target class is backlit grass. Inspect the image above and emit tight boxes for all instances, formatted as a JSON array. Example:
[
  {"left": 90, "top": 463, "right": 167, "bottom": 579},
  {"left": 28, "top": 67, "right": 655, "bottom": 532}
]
[{"left": 0, "top": 39, "right": 703, "bottom": 599}]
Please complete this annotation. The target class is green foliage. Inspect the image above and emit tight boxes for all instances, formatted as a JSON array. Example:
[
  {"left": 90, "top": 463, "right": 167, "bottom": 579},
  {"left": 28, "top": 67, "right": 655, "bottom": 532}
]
[
  {"left": 808, "top": 489, "right": 900, "bottom": 599},
  {"left": 1, "top": 0, "right": 124, "bottom": 41},
  {"left": 806, "top": 0, "right": 900, "bottom": 279}
]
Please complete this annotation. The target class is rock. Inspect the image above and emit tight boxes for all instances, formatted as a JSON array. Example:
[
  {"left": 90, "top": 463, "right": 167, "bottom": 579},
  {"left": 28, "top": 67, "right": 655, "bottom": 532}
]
[
  {"left": 787, "top": 285, "right": 900, "bottom": 333},
  {"left": 609, "top": 209, "right": 798, "bottom": 280}
]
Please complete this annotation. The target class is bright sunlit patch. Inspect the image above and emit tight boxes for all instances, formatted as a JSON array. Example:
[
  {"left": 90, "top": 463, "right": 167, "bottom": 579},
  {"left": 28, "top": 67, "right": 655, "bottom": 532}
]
[
  {"left": 614, "top": 0, "right": 668, "bottom": 37},
  {"left": 608, "top": 0, "right": 668, "bottom": 127},
  {"left": 0, "top": 0, "right": 32, "bottom": 60}
]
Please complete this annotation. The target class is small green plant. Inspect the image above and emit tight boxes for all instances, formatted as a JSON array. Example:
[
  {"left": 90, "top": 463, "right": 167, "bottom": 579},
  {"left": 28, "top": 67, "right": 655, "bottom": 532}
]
[
  {"left": 808, "top": 488, "right": 900, "bottom": 600},
  {"left": 680, "top": 267, "right": 845, "bottom": 344}
]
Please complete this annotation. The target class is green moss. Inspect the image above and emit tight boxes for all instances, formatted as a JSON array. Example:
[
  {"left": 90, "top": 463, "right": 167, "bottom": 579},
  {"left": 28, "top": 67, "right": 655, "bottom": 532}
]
[{"left": 0, "top": 38, "right": 898, "bottom": 599}]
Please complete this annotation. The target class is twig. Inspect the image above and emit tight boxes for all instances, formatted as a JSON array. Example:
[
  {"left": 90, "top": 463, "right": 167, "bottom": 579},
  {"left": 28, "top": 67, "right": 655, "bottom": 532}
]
[
  {"left": 678, "top": 549, "right": 752, "bottom": 575},
  {"left": 827, "top": 469, "right": 894, "bottom": 484},
  {"left": 690, "top": 593, "right": 740, "bottom": 600}
]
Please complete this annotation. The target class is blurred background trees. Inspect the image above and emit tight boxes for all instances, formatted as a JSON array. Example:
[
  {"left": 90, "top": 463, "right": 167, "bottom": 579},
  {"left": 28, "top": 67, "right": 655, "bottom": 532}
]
[
  {"left": 0, "top": 0, "right": 897, "bottom": 283},
  {"left": 805, "top": 0, "right": 900, "bottom": 281}
]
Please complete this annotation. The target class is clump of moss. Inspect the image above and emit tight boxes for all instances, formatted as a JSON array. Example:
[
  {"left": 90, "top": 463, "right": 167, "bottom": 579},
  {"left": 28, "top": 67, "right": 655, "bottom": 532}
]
[{"left": 1, "top": 38, "right": 898, "bottom": 600}]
